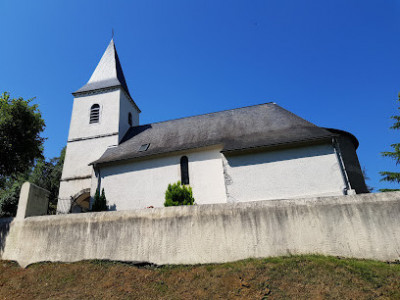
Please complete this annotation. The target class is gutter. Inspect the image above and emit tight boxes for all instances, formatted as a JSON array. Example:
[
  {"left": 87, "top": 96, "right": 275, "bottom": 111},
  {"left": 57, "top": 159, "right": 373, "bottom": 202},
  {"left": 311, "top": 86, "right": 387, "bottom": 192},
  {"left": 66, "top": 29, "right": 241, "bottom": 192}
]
[
  {"left": 332, "top": 137, "right": 354, "bottom": 195},
  {"left": 221, "top": 135, "right": 335, "bottom": 155},
  {"left": 92, "top": 134, "right": 337, "bottom": 168}
]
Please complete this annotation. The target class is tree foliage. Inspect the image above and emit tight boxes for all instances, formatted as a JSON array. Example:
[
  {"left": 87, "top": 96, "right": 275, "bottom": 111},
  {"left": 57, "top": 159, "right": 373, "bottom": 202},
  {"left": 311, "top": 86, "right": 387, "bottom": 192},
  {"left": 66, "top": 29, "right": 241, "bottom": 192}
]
[
  {"left": 0, "top": 147, "right": 65, "bottom": 217},
  {"left": 380, "top": 92, "right": 400, "bottom": 191},
  {"left": 0, "top": 171, "right": 30, "bottom": 217},
  {"left": 362, "top": 167, "right": 374, "bottom": 192},
  {"left": 164, "top": 181, "right": 195, "bottom": 207},
  {"left": 91, "top": 188, "right": 108, "bottom": 212},
  {"left": 0, "top": 92, "right": 45, "bottom": 179},
  {"left": 29, "top": 147, "right": 66, "bottom": 214}
]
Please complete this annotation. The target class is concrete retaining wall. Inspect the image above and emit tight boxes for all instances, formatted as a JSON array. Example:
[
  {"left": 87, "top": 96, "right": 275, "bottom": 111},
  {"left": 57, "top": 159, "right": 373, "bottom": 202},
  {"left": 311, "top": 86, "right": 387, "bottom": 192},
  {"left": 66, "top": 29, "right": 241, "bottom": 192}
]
[{"left": 1, "top": 192, "right": 400, "bottom": 267}]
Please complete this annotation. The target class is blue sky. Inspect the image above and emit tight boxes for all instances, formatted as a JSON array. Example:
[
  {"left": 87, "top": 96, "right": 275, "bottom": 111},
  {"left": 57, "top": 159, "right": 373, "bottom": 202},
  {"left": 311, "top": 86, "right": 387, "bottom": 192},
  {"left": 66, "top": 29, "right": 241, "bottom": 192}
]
[{"left": 1, "top": 0, "right": 400, "bottom": 191}]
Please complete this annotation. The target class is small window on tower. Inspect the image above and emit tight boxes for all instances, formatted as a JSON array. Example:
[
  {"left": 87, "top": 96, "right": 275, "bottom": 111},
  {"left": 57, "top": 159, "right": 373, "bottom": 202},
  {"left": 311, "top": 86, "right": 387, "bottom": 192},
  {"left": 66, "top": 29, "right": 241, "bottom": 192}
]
[
  {"left": 90, "top": 104, "right": 100, "bottom": 124},
  {"left": 128, "top": 112, "right": 132, "bottom": 127}
]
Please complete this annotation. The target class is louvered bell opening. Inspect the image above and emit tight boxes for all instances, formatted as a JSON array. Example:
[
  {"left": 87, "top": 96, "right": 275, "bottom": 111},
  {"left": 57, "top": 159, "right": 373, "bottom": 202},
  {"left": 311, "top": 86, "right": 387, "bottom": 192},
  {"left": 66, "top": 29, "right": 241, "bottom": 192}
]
[{"left": 90, "top": 105, "right": 100, "bottom": 124}]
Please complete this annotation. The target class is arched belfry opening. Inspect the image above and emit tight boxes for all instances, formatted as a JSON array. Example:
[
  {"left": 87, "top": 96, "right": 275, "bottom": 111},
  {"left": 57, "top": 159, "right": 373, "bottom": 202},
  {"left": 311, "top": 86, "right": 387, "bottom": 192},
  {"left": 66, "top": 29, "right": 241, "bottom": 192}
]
[
  {"left": 90, "top": 104, "right": 100, "bottom": 124},
  {"left": 70, "top": 189, "right": 91, "bottom": 213}
]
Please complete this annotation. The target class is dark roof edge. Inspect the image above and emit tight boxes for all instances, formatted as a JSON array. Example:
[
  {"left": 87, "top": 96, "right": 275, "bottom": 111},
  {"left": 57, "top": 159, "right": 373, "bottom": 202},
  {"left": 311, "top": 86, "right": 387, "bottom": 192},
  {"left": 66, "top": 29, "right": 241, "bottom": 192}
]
[
  {"left": 72, "top": 85, "right": 141, "bottom": 113},
  {"left": 92, "top": 134, "right": 336, "bottom": 167},
  {"left": 222, "top": 134, "right": 336, "bottom": 154},
  {"left": 72, "top": 84, "right": 121, "bottom": 96},
  {"left": 324, "top": 128, "right": 359, "bottom": 149},
  {"left": 90, "top": 144, "right": 224, "bottom": 167}
]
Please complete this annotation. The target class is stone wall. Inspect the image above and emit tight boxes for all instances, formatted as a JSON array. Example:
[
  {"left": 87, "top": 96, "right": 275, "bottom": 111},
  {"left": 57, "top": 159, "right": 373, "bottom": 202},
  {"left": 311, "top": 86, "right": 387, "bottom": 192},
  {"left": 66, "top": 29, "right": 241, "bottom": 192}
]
[{"left": 1, "top": 191, "right": 400, "bottom": 268}]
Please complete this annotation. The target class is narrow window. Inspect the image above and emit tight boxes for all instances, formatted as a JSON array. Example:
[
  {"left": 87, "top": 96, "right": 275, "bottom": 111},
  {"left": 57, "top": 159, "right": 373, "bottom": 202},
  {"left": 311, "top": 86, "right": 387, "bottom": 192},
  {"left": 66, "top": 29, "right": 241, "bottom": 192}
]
[
  {"left": 90, "top": 104, "right": 100, "bottom": 124},
  {"left": 128, "top": 112, "right": 132, "bottom": 127},
  {"left": 180, "top": 156, "right": 189, "bottom": 185}
]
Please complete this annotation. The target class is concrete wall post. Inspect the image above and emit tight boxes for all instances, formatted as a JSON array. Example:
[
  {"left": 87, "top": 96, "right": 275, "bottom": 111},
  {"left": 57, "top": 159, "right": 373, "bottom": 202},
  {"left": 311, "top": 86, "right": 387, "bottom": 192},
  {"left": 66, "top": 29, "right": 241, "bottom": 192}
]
[{"left": 16, "top": 182, "right": 50, "bottom": 220}]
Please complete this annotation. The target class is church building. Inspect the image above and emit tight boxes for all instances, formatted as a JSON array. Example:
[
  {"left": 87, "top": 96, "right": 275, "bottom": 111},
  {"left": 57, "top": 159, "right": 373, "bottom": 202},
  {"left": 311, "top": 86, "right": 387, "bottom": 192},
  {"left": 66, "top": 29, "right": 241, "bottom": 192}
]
[{"left": 57, "top": 39, "right": 368, "bottom": 214}]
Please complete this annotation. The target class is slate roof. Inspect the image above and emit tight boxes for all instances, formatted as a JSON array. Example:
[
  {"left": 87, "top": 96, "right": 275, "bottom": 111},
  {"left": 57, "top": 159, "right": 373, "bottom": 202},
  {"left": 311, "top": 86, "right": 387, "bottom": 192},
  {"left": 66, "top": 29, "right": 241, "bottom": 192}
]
[
  {"left": 92, "top": 103, "right": 341, "bottom": 166},
  {"left": 73, "top": 39, "right": 132, "bottom": 98}
]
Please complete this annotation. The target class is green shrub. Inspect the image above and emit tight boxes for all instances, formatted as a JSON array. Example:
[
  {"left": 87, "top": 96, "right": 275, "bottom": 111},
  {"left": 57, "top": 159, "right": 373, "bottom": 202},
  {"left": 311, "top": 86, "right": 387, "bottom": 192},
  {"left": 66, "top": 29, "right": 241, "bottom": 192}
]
[
  {"left": 91, "top": 188, "right": 108, "bottom": 211},
  {"left": 164, "top": 181, "right": 195, "bottom": 207}
]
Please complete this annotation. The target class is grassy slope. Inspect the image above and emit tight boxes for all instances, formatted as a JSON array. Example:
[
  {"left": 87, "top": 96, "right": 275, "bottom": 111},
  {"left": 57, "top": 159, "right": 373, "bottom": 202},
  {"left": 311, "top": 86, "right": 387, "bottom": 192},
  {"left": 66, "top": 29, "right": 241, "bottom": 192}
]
[{"left": 0, "top": 255, "right": 399, "bottom": 299}]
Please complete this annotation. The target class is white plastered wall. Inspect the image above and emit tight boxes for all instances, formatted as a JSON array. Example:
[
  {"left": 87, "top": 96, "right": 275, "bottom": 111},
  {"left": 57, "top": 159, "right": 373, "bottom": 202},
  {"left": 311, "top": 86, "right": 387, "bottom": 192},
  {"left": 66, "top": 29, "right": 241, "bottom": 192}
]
[
  {"left": 58, "top": 178, "right": 92, "bottom": 213},
  {"left": 58, "top": 178, "right": 92, "bottom": 200},
  {"left": 61, "top": 135, "right": 118, "bottom": 180},
  {"left": 68, "top": 89, "right": 121, "bottom": 140},
  {"left": 223, "top": 143, "right": 346, "bottom": 202},
  {"left": 58, "top": 89, "right": 124, "bottom": 213},
  {"left": 96, "top": 147, "right": 227, "bottom": 210},
  {"left": 119, "top": 90, "right": 140, "bottom": 142}
]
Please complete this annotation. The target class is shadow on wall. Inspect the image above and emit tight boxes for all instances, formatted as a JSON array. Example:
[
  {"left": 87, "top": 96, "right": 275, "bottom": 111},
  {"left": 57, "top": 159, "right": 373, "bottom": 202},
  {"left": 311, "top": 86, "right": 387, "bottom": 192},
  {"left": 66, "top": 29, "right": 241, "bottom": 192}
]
[
  {"left": 225, "top": 144, "right": 334, "bottom": 167},
  {"left": 0, "top": 218, "right": 12, "bottom": 254}
]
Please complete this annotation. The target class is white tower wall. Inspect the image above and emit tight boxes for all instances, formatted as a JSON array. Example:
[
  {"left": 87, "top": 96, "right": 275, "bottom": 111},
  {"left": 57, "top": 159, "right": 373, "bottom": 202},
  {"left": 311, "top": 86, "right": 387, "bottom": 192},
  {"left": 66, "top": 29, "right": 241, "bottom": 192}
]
[
  {"left": 119, "top": 90, "right": 140, "bottom": 142},
  {"left": 57, "top": 89, "right": 121, "bottom": 213},
  {"left": 57, "top": 38, "right": 140, "bottom": 214}
]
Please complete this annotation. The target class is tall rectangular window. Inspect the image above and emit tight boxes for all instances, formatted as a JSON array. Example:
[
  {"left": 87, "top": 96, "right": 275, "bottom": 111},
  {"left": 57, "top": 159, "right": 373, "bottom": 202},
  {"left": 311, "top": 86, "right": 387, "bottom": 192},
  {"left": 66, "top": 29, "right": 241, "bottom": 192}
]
[{"left": 180, "top": 156, "right": 189, "bottom": 185}]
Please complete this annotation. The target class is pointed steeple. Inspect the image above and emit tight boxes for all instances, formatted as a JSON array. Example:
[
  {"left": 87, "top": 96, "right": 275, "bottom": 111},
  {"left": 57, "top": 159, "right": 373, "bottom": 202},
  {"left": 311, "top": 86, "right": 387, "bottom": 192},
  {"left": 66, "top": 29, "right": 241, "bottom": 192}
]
[{"left": 73, "top": 39, "right": 132, "bottom": 98}]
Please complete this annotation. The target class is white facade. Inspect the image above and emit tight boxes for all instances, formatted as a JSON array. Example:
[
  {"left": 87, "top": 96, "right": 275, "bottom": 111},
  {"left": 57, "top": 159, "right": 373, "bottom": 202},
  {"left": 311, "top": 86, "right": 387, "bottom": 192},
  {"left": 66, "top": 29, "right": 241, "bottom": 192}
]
[
  {"left": 223, "top": 144, "right": 346, "bottom": 202},
  {"left": 95, "top": 147, "right": 227, "bottom": 210},
  {"left": 94, "top": 143, "right": 346, "bottom": 210}
]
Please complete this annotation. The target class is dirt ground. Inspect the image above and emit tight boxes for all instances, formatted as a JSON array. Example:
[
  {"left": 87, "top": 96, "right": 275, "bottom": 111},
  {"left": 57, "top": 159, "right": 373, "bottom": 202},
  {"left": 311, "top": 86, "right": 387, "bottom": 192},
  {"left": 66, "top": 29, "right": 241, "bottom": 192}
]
[{"left": 0, "top": 255, "right": 399, "bottom": 299}]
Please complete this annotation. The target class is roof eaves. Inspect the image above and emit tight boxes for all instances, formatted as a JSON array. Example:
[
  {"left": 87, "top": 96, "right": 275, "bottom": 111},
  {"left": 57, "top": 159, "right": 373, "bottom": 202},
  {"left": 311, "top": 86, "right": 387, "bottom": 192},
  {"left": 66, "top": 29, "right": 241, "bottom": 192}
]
[
  {"left": 72, "top": 85, "right": 141, "bottom": 113},
  {"left": 324, "top": 128, "right": 359, "bottom": 149},
  {"left": 91, "top": 134, "right": 336, "bottom": 167},
  {"left": 90, "top": 143, "right": 224, "bottom": 167},
  {"left": 72, "top": 84, "right": 121, "bottom": 97},
  {"left": 221, "top": 134, "right": 336, "bottom": 154}
]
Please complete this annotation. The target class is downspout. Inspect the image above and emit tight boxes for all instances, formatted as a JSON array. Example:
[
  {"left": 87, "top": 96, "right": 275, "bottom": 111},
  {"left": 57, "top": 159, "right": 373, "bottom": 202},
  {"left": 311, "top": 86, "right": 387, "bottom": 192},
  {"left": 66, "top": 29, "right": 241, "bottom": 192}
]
[{"left": 332, "top": 137, "right": 354, "bottom": 195}]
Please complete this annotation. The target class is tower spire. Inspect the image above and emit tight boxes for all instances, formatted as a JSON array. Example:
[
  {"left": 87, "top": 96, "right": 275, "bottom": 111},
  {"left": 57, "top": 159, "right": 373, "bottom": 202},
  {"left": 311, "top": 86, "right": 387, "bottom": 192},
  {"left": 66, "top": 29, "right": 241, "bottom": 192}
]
[{"left": 73, "top": 39, "right": 131, "bottom": 98}]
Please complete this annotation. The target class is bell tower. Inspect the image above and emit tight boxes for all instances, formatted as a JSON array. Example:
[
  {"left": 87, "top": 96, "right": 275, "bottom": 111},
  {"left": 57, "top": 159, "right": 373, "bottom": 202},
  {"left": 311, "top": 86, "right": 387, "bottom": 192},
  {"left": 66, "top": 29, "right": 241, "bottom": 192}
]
[{"left": 57, "top": 39, "right": 140, "bottom": 214}]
